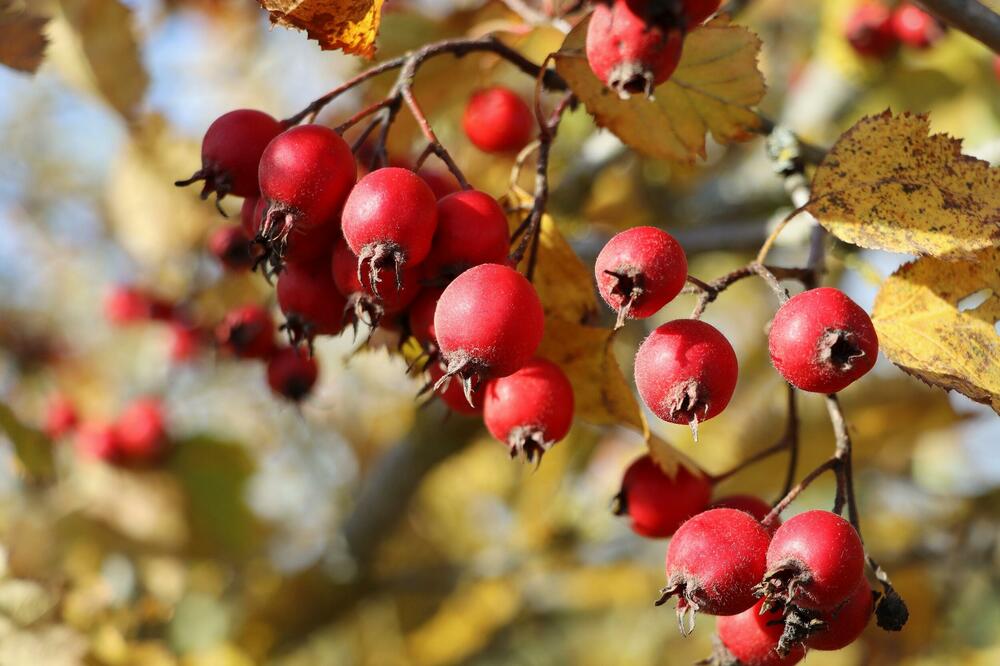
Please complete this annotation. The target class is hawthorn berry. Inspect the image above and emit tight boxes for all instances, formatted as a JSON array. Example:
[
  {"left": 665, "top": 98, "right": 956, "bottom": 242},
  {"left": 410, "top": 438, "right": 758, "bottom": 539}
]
[
  {"left": 267, "top": 346, "right": 319, "bottom": 402},
  {"left": 586, "top": 0, "right": 684, "bottom": 98},
  {"left": 216, "top": 304, "right": 277, "bottom": 360},
  {"left": 994, "top": 54, "right": 1000, "bottom": 82},
  {"left": 760, "top": 510, "right": 866, "bottom": 610},
  {"left": 425, "top": 359, "right": 483, "bottom": 414},
  {"left": 891, "top": 3, "right": 944, "bottom": 49},
  {"left": 463, "top": 87, "right": 535, "bottom": 154},
  {"left": 433, "top": 263, "right": 544, "bottom": 402},
  {"left": 421, "top": 190, "right": 510, "bottom": 283},
  {"left": 116, "top": 397, "right": 169, "bottom": 463},
  {"left": 768, "top": 287, "right": 878, "bottom": 394},
  {"left": 709, "top": 494, "right": 779, "bottom": 533},
  {"left": 241, "top": 195, "right": 261, "bottom": 237},
  {"left": 341, "top": 167, "right": 438, "bottom": 293},
  {"left": 714, "top": 599, "right": 805, "bottom": 666},
  {"left": 332, "top": 239, "right": 421, "bottom": 330},
  {"left": 594, "top": 226, "right": 687, "bottom": 329},
  {"left": 682, "top": 0, "right": 722, "bottom": 27},
  {"left": 418, "top": 167, "right": 461, "bottom": 199},
  {"left": 103, "top": 285, "right": 154, "bottom": 325},
  {"left": 277, "top": 260, "right": 347, "bottom": 346},
  {"left": 805, "top": 580, "right": 875, "bottom": 651},
  {"left": 634, "top": 319, "right": 739, "bottom": 436},
  {"left": 43, "top": 394, "right": 78, "bottom": 440},
  {"left": 74, "top": 420, "right": 121, "bottom": 462},
  {"left": 208, "top": 225, "right": 254, "bottom": 271},
  {"left": 408, "top": 287, "right": 444, "bottom": 349},
  {"left": 168, "top": 322, "right": 201, "bottom": 363},
  {"left": 176, "top": 109, "right": 283, "bottom": 202},
  {"left": 845, "top": 3, "right": 898, "bottom": 58},
  {"left": 612, "top": 454, "right": 712, "bottom": 538},
  {"left": 657, "top": 508, "right": 771, "bottom": 632},
  {"left": 482, "top": 358, "right": 574, "bottom": 462}
]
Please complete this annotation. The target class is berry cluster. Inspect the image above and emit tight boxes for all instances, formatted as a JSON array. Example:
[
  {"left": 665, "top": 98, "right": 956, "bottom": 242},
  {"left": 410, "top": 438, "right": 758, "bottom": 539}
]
[
  {"left": 585, "top": 0, "right": 721, "bottom": 98},
  {"left": 845, "top": 2, "right": 946, "bottom": 59},
  {"left": 45, "top": 394, "right": 170, "bottom": 465}
]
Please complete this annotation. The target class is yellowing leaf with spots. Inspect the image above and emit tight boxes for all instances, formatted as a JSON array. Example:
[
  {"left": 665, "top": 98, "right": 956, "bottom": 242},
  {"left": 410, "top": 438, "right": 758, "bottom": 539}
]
[
  {"left": 808, "top": 111, "right": 1000, "bottom": 259},
  {"left": 872, "top": 247, "right": 1000, "bottom": 414},
  {"left": 554, "top": 15, "right": 765, "bottom": 163},
  {"left": 259, "top": 0, "right": 383, "bottom": 57}
]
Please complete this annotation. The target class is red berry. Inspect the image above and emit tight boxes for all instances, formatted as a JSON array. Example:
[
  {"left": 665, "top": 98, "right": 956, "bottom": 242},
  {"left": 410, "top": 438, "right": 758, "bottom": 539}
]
[
  {"left": 103, "top": 285, "right": 153, "bottom": 325},
  {"left": 891, "top": 3, "right": 944, "bottom": 49},
  {"left": 710, "top": 494, "right": 780, "bottom": 534},
  {"left": 613, "top": 454, "right": 712, "bottom": 538},
  {"left": 43, "top": 394, "right": 78, "bottom": 440},
  {"left": 716, "top": 599, "right": 806, "bottom": 666},
  {"left": 682, "top": 0, "right": 721, "bottom": 26},
  {"left": 634, "top": 319, "right": 738, "bottom": 435},
  {"left": 168, "top": 322, "right": 201, "bottom": 363},
  {"left": 422, "top": 190, "right": 510, "bottom": 283},
  {"left": 426, "top": 359, "right": 483, "bottom": 414},
  {"left": 805, "top": 580, "right": 875, "bottom": 651},
  {"left": 482, "top": 358, "right": 574, "bottom": 462},
  {"left": 216, "top": 304, "right": 276, "bottom": 360},
  {"left": 768, "top": 287, "right": 878, "bottom": 394},
  {"left": 845, "top": 3, "right": 898, "bottom": 58},
  {"left": 240, "top": 195, "right": 261, "bottom": 237},
  {"left": 418, "top": 167, "right": 461, "bottom": 199},
  {"left": 762, "top": 510, "right": 866, "bottom": 610},
  {"left": 208, "top": 225, "right": 254, "bottom": 271},
  {"left": 586, "top": 0, "right": 684, "bottom": 98},
  {"left": 74, "top": 420, "right": 121, "bottom": 462},
  {"left": 658, "top": 508, "right": 771, "bottom": 631},
  {"left": 994, "top": 54, "right": 1000, "bottom": 82},
  {"left": 341, "top": 167, "right": 438, "bottom": 291},
  {"left": 433, "top": 263, "right": 544, "bottom": 397},
  {"left": 463, "top": 87, "right": 535, "bottom": 154},
  {"left": 116, "top": 397, "right": 169, "bottom": 463},
  {"left": 277, "top": 260, "right": 347, "bottom": 346},
  {"left": 267, "top": 346, "right": 319, "bottom": 402},
  {"left": 408, "top": 287, "right": 444, "bottom": 348},
  {"left": 594, "top": 226, "right": 687, "bottom": 328},
  {"left": 176, "top": 109, "right": 283, "bottom": 201},
  {"left": 332, "top": 239, "right": 421, "bottom": 330}
]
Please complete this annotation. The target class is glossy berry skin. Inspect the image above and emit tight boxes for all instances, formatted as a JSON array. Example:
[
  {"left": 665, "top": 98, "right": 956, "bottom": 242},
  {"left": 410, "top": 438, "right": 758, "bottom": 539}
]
[
  {"left": 483, "top": 358, "right": 574, "bottom": 462},
  {"left": 422, "top": 190, "right": 510, "bottom": 283},
  {"left": 634, "top": 319, "right": 738, "bottom": 432},
  {"left": 408, "top": 288, "right": 444, "bottom": 348},
  {"left": 332, "top": 239, "right": 421, "bottom": 329},
  {"left": 216, "top": 304, "right": 276, "bottom": 360},
  {"left": 74, "top": 421, "right": 121, "bottom": 462},
  {"left": 277, "top": 260, "right": 347, "bottom": 345},
  {"left": 768, "top": 287, "right": 878, "bottom": 394},
  {"left": 427, "top": 360, "right": 483, "bottom": 414},
  {"left": 594, "top": 226, "right": 687, "bottom": 328},
  {"left": 209, "top": 225, "right": 254, "bottom": 271},
  {"left": 709, "top": 494, "right": 780, "bottom": 534},
  {"left": 116, "top": 398, "right": 168, "bottom": 463},
  {"left": 763, "top": 510, "right": 865, "bottom": 610},
  {"left": 717, "top": 599, "right": 805, "bottom": 666},
  {"left": 891, "top": 4, "right": 944, "bottom": 49},
  {"left": 806, "top": 580, "right": 875, "bottom": 651},
  {"left": 176, "top": 109, "right": 283, "bottom": 200},
  {"left": 267, "top": 346, "right": 319, "bottom": 402},
  {"left": 614, "top": 454, "right": 712, "bottom": 538},
  {"left": 586, "top": 0, "right": 684, "bottom": 98},
  {"left": 845, "top": 4, "right": 898, "bottom": 58},
  {"left": 434, "top": 263, "right": 544, "bottom": 385},
  {"left": 463, "top": 87, "right": 535, "bottom": 154},
  {"left": 43, "top": 394, "right": 78, "bottom": 440},
  {"left": 659, "top": 508, "right": 771, "bottom": 629}
]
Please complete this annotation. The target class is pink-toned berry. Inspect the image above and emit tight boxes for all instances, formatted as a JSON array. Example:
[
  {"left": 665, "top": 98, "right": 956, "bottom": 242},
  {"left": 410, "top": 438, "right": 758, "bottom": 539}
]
[
  {"left": 103, "top": 285, "right": 153, "bottom": 325},
  {"left": 43, "top": 394, "right": 78, "bottom": 440},
  {"left": 845, "top": 3, "right": 898, "bottom": 58},
  {"left": 422, "top": 190, "right": 510, "bottom": 283},
  {"left": 331, "top": 239, "right": 421, "bottom": 331},
  {"left": 74, "top": 420, "right": 121, "bottom": 462},
  {"left": 463, "top": 87, "right": 535, "bottom": 154},
  {"left": 891, "top": 3, "right": 944, "bottom": 49},
  {"left": 277, "top": 260, "right": 347, "bottom": 346},
  {"left": 715, "top": 598, "right": 805, "bottom": 666},
  {"left": 267, "top": 346, "right": 319, "bottom": 402},
  {"left": 613, "top": 454, "right": 712, "bottom": 538},
  {"left": 168, "top": 322, "right": 201, "bottom": 363},
  {"left": 216, "top": 304, "right": 276, "bottom": 360},
  {"left": 116, "top": 397, "right": 169, "bottom": 463}
]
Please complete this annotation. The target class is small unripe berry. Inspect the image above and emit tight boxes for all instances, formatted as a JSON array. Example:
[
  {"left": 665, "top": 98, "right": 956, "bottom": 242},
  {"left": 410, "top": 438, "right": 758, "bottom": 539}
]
[
  {"left": 116, "top": 397, "right": 169, "bottom": 463},
  {"left": 463, "top": 87, "right": 535, "bottom": 154},
  {"left": 709, "top": 494, "right": 780, "bottom": 534},
  {"left": 594, "top": 226, "right": 687, "bottom": 329},
  {"left": 422, "top": 190, "right": 510, "bottom": 283},
  {"left": 613, "top": 454, "right": 712, "bottom": 538},
  {"left": 216, "top": 304, "right": 277, "bottom": 360},
  {"left": 426, "top": 359, "right": 483, "bottom": 414},
  {"left": 267, "top": 346, "right": 319, "bottom": 401},
  {"left": 43, "top": 394, "right": 78, "bottom": 440},
  {"left": 768, "top": 287, "right": 878, "bottom": 393},
  {"left": 658, "top": 508, "right": 771, "bottom": 632},
  {"left": 716, "top": 599, "right": 805, "bottom": 666},
  {"left": 845, "top": 3, "right": 898, "bottom": 59},
  {"left": 483, "top": 358, "right": 574, "bottom": 462},
  {"left": 209, "top": 225, "right": 254, "bottom": 271},
  {"left": 176, "top": 109, "right": 283, "bottom": 201},
  {"left": 805, "top": 580, "right": 875, "bottom": 651},
  {"left": 332, "top": 239, "right": 421, "bottom": 330},
  {"left": 74, "top": 420, "right": 121, "bottom": 462},
  {"left": 277, "top": 260, "right": 347, "bottom": 346},
  {"left": 891, "top": 3, "right": 944, "bottom": 49},
  {"left": 634, "top": 319, "right": 739, "bottom": 437}
]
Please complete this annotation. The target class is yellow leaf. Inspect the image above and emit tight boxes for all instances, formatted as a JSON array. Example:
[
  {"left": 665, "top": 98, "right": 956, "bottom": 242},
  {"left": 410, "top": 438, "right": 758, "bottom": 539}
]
[
  {"left": 648, "top": 433, "right": 705, "bottom": 480},
  {"left": 554, "top": 15, "right": 765, "bottom": 163},
  {"left": 871, "top": 248, "right": 1000, "bottom": 414},
  {"left": 258, "top": 0, "right": 383, "bottom": 58},
  {"left": 808, "top": 111, "right": 1000, "bottom": 259},
  {"left": 0, "top": 4, "right": 48, "bottom": 74},
  {"left": 0, "top": 402, "right": 54, "bottom": 484}
]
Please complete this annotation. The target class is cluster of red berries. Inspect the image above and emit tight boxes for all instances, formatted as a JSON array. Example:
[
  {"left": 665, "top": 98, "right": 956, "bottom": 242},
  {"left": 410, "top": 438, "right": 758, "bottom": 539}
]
[
  {"left": 845, "top": 2, "right": 946, "bottom": 58},
  {"left": 585, "top": 0, "right": 721, "bottom": 98},
  {"left": 44, "top": 394, "right": 169, "bottom": 465}
]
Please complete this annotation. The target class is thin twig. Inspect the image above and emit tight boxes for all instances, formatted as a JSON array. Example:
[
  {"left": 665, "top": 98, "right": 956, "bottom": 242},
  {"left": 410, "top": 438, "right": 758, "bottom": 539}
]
[
  {"left": 778, "top": 383, "right": 799, "bottom": 501},
  {"left": 920, "top": 0, "right": 1000, "bottom": 53}
]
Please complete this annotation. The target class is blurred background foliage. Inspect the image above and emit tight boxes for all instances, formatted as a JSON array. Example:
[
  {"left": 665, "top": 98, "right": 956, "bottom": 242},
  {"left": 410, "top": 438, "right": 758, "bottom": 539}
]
[{"left": 0, "top": 0, "right": 999, "bottom": 664}]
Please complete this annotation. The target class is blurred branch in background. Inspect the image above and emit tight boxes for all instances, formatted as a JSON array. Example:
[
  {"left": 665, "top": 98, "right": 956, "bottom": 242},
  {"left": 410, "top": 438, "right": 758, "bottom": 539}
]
[{"left": 921, "top": 0, "right": 1000, "bottom": 52}]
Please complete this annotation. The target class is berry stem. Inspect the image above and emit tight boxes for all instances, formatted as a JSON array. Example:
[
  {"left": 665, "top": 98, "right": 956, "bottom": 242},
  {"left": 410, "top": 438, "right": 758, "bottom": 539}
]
[
  {"left": 335, "top": 97, "right": 398, "bottom": 134},
  {"left": 918, "top": 0, "right": 1000, "bottom": 53}
]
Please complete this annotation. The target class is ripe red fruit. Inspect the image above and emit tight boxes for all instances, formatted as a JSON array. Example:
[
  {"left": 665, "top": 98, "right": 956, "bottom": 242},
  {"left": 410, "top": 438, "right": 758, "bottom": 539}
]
[
  {"left": 422, "top": 190, "right": 510, "bottom": 283},
  {"left": 768, "top": 287, "right": 878, "bottom": 394},
  {"left": 168, "top": 322, "right": 201, "bottom": 363},
  {"left": 845, "top": 3, "right": 898, "bottom": 58},
  {"left": 463, "top": 87, "right": 535, "bottom": 154},
  {"left": 208, "top": 225, "right": 254, "bottom": 271},
  {"left": 103, "top": 285, "right": 153, "bottom": 325},
  {"left": 216, "top": 304, "right": 276, "bottom": 360},
  {"left": 709, "top": 494, "right": 780, "bottom": 534},
  {"left": 277, "top": 260, "right": 347, "bottom": 346},
  {"left": 74, "top": 420, "right": 121, "bottom": 462},
  {"left": 426, "top": 359, "right": 483, "bottom": 414},
  {"left": 594, "top": 226, "right": 687, "bottom": 329},
  {"left": 176, "top": 109, "right": 283, "bottom": 202},
  {"left": 116, "top": 398, "right": 168, "bottom": 463},
  {"left": 433, "top": 263, "right": 544, "bottom": 401},
  {"left": 43, "top": 394, "right": 78, "bottom": 440},
  {"left": 716, "top": 599, "right": 806, "bottom": 666},
  {"left": 482, "top": 358, "right": 574, "bottom": 462},
  {"left": 418, "top": 167, "right": 461, "bottom": 199},
  {"left": 891, "top": 3, "right": 944, "bottom": 49},
  {"left": 241, "top": 196, "right": 261, "bottom": 237},
  {"left": 805, "top": 580, "right": 875, "bottom": 651},
  {"left": 267, "top": 346, "right": 319, "bottom": 401},
  {"left": 586, "top": 0, "right": 684, "bottom": 98},
  {"left": 408, "top": 287, "right": 443, "bottom": 348},
  {"left": 682, "top": 0, "right": 721, "bottom": 26},
  {"left": 658, "top": 508, "right": 771, "bottom": 632},
  {"left": 331, "top": 239, "right": 421, "bottom": 330},
  {"left": 761, "top": 510, "right": 866, "bottom": 610},
  {"left": 613, "top": 455, "right": 712, "bottom": 538},
  {"left": 634, "top": 319, "right": 738, "bottom": 436},
  {"left": 994, "top": 55, "right": 1000, "bottom": 82}
]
